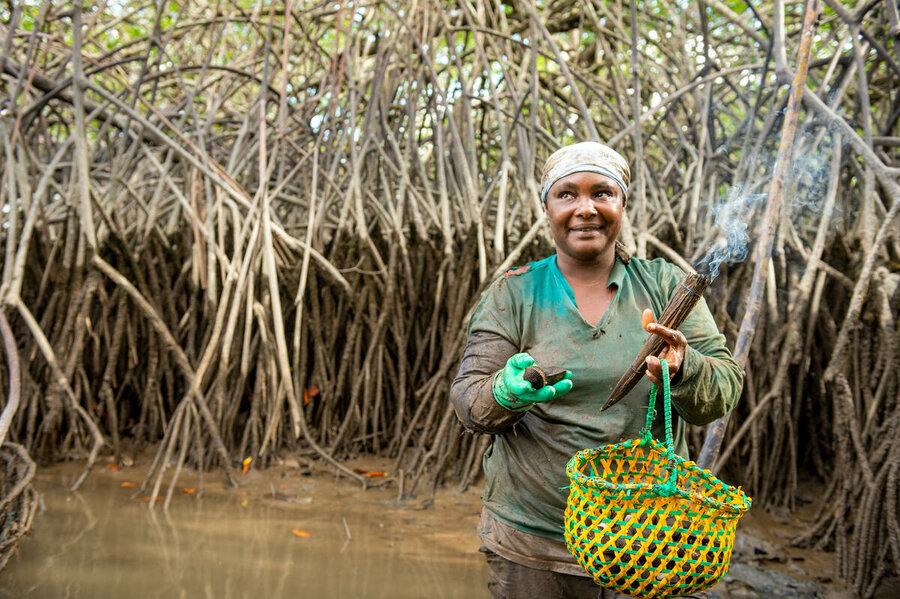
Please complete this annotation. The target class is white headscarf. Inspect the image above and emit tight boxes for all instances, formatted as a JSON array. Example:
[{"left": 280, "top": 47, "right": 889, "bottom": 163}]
[{"left": 540, "top": 142, "right": 630, "bottom": 204}]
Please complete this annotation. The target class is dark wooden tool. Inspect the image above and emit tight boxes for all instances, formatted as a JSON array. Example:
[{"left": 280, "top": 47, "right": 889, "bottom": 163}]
[
  {"left": 600, "top": 272, "right": 711, "bottom": 411},
  {"left": 523, "top": 366, "right": 568, "bottom": 390}
]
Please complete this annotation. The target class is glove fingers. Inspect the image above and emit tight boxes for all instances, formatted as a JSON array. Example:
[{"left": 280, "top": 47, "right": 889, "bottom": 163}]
[
  {"left": 510, "top": 353, "right": 535, "bottom": 369},
  {"left": 551, "top": 379, "right": 574, "bottom": 396},
  {"left": 508, "top": 379, "right": 532, "bottom": 395},
  {"left": 532, "top": 387, "right": 557, "bottom": 403},
  {"left": 529, "top": 378, "right": 573, "bottom": 404},
  {"left": 498, "top": 354, "right": 572, "bottom": 408}
]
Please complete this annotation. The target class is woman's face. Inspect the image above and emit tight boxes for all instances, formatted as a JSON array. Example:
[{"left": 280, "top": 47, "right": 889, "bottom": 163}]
[{"left": 544, "top": 171, "right": 625, "bottom": 265}]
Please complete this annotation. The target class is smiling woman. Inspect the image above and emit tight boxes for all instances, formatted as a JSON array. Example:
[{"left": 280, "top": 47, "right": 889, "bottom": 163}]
[
  {"left": 546, "top": 173, "right": 624, "bottom": 262},
  {"left": 544, "top": 170, "right": 626, "bottom": 327},
  {"left": 449, "top": 141, "right": 743, "bottom": 599}
]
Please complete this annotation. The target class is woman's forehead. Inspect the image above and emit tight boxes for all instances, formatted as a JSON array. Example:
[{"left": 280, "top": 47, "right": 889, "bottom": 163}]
[
  {"left": 550, "top": 171, "right": 621, "bottom": 190},
  {"left": 539, "top": 142, "right": 630, "bottom": 203}
]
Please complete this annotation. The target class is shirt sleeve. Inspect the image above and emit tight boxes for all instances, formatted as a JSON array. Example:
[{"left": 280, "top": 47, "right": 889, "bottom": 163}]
[
  {"left": 665, "top": 276, "right": 744, "bottom": 426},
  {"left": 450, "top": 276, "right": 528, "bottom": 434}
]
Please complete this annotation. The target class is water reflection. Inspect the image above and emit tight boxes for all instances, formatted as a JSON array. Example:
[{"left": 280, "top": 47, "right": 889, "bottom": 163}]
[{"left": 2, "top": 466, "right": 489, "bottom": 598}]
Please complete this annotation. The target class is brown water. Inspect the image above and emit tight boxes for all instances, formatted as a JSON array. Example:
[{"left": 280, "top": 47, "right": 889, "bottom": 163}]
[{"left": 1, "top": 458, "right": 490, "bottom": 598}]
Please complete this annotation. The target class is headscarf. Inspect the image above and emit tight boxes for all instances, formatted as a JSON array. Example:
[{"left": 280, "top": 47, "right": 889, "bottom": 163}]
[{"left": 540, "top": 142, "right": 630, "bottom": 204}]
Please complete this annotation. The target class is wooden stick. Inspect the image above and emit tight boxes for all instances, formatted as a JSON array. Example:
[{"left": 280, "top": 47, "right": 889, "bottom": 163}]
[
  {"left": 0, "top": 310, "right": 21, "bottom": 446},
  {"left": 697, "top": 0, "right": 821, "bottom": 471},
  {"left": 601, "top": 272, "right": 711, "bottom": 411}
]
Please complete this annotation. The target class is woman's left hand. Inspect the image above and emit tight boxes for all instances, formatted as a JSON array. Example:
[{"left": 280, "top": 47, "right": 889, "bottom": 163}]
[{"left": 641, "top": 309, "right": 688, "bottom": 385}]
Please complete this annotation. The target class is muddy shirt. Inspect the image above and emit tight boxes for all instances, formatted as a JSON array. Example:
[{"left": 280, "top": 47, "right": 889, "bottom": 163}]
[{"left": 450, "top": 254, "right": 742, "bottom": 548}]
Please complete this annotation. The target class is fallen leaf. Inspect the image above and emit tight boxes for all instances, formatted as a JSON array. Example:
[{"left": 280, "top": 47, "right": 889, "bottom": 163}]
[
  {"left": 136, "top": 496, "right": 164, "bottom": 502},
  {"left": 241, "top": 498, "right": 248, "bottom": 507},
  {"left": 242, "top": 457, "right": 252, "bottom": 475},
  {"left": 121, "top": 481, "right": 137, "bottom": 487},
  {"left": 365, "top": 471, "right": 388, "bottom": 478},
  {"left": 303, "top": 386, "right": 321, "bottom": 405},
  {"left": 182, "top": 488, "right": 195, "bottom": 495},
  {"left": 353, "top": 468, "right": 368, "bottom": 474},
  {"left": 291, "top": 529, "right": 310, "bottom": 537},
  {"left": 107, "top": 464, "right": 122, "bottom": 471}
]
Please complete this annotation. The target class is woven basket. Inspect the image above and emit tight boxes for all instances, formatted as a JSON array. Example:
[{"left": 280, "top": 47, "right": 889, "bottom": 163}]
[{"left": 564, "top": 361, "right": 751, "bottom": 598}]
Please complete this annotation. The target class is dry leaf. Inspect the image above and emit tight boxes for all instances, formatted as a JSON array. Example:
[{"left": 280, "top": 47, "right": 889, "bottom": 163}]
[
  {"left": 291, "top": 529, "right": 310, "bottom": 537},
  {"left": 303, "top": 386, "right": 320, "bottom": 405},
  {"left": 242, "top": 457, "right": 252, "bottom": 475},
  {"left": 121, "top": 481, "right": 136, "bottom": 487}
]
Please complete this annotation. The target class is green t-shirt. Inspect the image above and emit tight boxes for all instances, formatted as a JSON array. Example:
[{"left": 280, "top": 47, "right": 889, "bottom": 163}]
[{"left": 452, "top": 254, "right": 742, "bottom": 542}]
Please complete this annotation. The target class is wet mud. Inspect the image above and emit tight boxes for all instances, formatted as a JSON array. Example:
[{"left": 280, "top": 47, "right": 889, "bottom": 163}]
[{"left": 2, "top": 456, "right": 883, "bottom": 598}]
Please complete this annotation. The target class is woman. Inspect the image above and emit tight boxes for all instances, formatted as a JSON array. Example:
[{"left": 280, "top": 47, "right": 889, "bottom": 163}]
[{"left": 450, "top": 142, "right": 743, "bottom": 599}]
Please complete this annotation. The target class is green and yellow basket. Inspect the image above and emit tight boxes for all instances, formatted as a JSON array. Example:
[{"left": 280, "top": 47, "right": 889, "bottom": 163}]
[{"left": 564, "top": 361, "right": 751, "bottom": 598}]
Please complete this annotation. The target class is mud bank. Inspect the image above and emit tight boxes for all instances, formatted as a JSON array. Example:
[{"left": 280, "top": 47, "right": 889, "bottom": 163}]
[{"left": 2, "top": 456, "right": 881, "bottom": 598}]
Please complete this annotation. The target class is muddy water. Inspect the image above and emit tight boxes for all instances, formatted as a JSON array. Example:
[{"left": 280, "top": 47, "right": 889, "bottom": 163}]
[{"left": 2, "top": 459, "right": 490, "bottom": 598}]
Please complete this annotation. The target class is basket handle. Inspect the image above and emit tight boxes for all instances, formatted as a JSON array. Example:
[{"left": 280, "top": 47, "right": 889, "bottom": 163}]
[{"left": 640, "top": 359, "right": 680, "bottom": 496}]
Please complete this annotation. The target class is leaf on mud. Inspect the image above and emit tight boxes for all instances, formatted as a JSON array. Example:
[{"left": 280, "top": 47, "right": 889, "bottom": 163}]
[
  {"left": 353, "top": 468, "right": 368, "bottom": 474},
  {"left": 107, "top": 464, "right": 122, "bottom": 471},
  {"left": 242, "top": 457, "right": 252, "bottom": 475},
  {"left": 291, "top": 529, "right": 310, "bottom": 537},
  {"left": 121, "top": 481, "right": 137, "bottom": 487},
  {"left": 365, "top": 471, "right": 388, "bottom": 478},
  {"left": 182, "top": 488, "right": 195, "bottom": 494}
]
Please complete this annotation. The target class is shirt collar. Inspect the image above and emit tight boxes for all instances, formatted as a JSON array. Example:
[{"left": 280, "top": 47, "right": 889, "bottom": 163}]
[
  {"left": 550, "top": 254, "right": 627, "bottom": 290},
  {"left": 608, "top": 256, "right": 627, "bottom": 289}
]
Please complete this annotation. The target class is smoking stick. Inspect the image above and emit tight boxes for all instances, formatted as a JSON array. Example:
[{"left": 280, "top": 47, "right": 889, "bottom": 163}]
[{"left": 600, "top": 272, "right": 711, "bottom": 411}]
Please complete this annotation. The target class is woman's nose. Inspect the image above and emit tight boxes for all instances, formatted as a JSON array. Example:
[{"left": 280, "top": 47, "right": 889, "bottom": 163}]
[{"left": 573, "top": 194, "right": 598, "bottom": 216}]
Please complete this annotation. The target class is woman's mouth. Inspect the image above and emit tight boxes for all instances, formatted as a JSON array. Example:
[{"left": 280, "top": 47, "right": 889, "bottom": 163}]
[{"left": 569, "top": 225, "right": 606, "bottom": 234}]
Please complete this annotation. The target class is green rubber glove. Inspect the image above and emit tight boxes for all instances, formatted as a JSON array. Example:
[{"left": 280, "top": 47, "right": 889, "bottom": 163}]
[{"left": 492, "top": 353, "right": 574, "bottom": 412}]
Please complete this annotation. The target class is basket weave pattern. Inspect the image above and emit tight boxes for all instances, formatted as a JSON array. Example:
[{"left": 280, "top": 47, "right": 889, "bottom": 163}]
[{"left": 563, "top": 361, "right": 750, "bottom": 598}]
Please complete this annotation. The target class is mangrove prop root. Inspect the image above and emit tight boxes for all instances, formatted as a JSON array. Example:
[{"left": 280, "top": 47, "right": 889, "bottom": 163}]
[{"left": 0, "top": 2, "right": 897, "bottom": 595}]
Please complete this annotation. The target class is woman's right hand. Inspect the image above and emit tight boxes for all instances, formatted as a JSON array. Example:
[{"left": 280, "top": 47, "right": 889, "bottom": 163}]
[{"left": 492, "top": 353, "right": 573, "bottom": 412}]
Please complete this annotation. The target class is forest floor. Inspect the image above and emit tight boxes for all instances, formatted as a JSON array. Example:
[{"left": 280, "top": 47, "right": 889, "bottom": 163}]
[{"left": 3, "top": 452, "right": 895, "bottom": 598}]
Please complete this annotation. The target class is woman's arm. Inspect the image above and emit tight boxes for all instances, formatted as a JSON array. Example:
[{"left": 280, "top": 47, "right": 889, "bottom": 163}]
[
  {"left": 667, "top": 302, "right": 744, "bottom": 426},
  {"left": 639, "top": 262, "right": 743, "bottom": 426},
  {"left": 450, "top": 331, "right": 528, "bottom": 434}
]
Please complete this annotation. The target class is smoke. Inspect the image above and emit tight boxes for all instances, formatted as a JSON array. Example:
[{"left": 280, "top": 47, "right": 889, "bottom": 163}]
[
  {"left": 692, "top": 133, "right": 840, "bottom": 280},
  {"left": 694, "top": 187, "right": 767, "bottom": 280}
]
